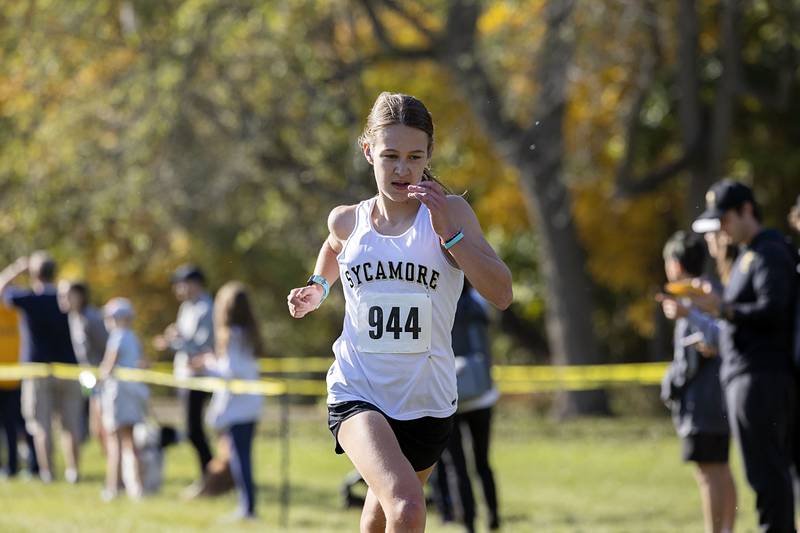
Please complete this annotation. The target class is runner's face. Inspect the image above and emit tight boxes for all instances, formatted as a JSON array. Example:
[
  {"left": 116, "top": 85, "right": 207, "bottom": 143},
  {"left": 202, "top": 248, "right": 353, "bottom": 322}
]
[{"left": 364, "top": 124, "right": 430, "bottom": 203}]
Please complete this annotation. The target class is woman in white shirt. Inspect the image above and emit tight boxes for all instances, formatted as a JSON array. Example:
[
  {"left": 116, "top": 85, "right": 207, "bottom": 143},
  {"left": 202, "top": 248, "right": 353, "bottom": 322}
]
[{"left": 198, "top": 281, "right": 263, "bottom": 520}]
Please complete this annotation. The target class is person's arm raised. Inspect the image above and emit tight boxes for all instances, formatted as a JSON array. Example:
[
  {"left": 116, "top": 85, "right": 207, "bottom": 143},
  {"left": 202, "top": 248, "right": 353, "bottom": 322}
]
[
  {"left": 287, "top": 205, "right": 356, "bottom": 318},
  {"left": 0, "top": 257, "right": 28, "bottom": 307},
  {"left": 408, "top": 182, "right": 513, "bottom": 310}
]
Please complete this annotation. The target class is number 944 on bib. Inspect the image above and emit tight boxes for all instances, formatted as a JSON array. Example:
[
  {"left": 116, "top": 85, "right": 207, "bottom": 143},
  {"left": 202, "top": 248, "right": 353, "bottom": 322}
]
[{"left": 356, "top": 293, "right": 432, "bottom": 354}]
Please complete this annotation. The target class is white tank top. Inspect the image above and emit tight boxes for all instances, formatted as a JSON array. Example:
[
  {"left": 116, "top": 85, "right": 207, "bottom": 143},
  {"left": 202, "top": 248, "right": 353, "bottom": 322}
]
[{"left": 327, "top": 196, "right": 464, "bottom": 420}]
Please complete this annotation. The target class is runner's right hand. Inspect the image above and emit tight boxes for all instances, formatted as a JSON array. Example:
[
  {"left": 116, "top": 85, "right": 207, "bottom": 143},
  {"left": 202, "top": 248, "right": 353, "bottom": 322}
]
[{"left": 287, "top": 285, "right": 323, "bottom": 318}]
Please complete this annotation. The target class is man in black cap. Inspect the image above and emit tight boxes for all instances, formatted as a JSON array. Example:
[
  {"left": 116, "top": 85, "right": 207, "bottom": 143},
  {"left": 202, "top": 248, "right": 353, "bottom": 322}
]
[
  {"left": 691, "top": 179, "right": 797, "bottom": 532},
  {"left": 154, "top": 265, "right": 215, "bottom": 494}
]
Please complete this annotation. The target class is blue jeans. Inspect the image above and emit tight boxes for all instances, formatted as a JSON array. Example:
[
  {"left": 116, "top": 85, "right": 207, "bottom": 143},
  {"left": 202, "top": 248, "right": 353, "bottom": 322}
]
[{"left": 227, "top": 422, "right": 256, "bottom": 516}]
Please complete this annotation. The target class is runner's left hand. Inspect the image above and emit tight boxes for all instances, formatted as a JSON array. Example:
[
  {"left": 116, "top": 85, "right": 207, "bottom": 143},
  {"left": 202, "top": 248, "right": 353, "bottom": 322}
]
[{"left": 407, "top": 181, "right": 459, "bottom": 242}]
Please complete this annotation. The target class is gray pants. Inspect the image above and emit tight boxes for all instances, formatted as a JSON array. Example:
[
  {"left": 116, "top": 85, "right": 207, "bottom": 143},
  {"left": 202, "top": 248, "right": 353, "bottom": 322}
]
[{"left": 726, "top": 372, "right": 796, "bottom": 533}]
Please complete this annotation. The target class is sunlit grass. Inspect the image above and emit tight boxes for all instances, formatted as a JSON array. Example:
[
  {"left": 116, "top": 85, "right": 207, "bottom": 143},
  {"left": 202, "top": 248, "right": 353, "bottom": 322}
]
[{"left": 0, "top": 400, "right": 759, "bottom": 532}]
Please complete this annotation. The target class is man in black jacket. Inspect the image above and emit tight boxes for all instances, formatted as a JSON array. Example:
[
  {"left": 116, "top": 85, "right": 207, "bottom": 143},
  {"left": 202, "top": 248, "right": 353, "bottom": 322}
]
[{"left": 692, "top": 180, "right": 797, "bottom": 533}]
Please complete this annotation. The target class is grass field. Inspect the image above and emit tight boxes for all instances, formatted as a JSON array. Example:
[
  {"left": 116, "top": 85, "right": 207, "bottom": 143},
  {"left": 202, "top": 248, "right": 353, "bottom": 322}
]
[{"left": 0, "top": 399, "right": 760, "bottom": 532}]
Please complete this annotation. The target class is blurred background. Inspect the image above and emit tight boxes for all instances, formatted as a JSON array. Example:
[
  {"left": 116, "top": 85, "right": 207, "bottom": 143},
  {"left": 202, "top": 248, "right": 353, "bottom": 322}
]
[
  {"left": 2, "top": 0, "right": 798, "bottom": 409},
  {"left": 1, "top": 0, "right": 799, "bottom": 530}
]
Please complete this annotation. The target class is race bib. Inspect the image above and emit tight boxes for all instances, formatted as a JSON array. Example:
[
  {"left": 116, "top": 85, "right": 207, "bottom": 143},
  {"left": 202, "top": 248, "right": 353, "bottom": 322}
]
[{"left": 356, "top": 293, "right": 432, "bottom": 354}]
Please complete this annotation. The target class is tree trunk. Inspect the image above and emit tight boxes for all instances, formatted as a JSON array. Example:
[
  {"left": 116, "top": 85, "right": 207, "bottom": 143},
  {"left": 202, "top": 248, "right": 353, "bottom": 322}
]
[
  {"left": 440, "top": 0, "right": 609, "bottom": 416},
  {"left": 680, "top": 0, "right": 741, "bottom": 215},
  {"left": 677, "top": 0, "right": 712, "bottom": 215},
  {"left": 360, "top": 0, "right": 611, "bottom": 415}
]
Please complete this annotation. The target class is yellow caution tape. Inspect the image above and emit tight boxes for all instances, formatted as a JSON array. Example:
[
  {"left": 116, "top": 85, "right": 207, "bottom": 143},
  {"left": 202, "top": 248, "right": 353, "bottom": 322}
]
[
  {"left": 150, "top": 357, "right": 334, "bottom": 375},
  {"left": 149, "top": 357, "right": 670, "bottom": 382},
  {"left": 0, "top": 361, "right": 670, "bottom": 397},
  {"left": 493, "top": 362, "right": 668, "bottom": 383}
]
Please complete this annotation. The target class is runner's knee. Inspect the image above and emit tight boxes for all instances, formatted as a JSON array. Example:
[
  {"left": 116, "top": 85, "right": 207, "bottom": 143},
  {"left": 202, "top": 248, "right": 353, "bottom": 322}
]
[
  {"left": 383, "top": 490, "right": 425, "bottom": 531},
  {"left": 360, "top": 505, "right": 386, "bottom": 533}
]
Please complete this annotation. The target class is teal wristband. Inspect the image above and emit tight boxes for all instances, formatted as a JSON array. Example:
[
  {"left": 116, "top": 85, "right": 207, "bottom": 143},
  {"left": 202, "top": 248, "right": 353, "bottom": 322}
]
[
  {"left": 307, "top": 275, "right": 330, "bottom": 305},
  {"left": 443, "top": 229, "right": 464, "bottom": 250}
]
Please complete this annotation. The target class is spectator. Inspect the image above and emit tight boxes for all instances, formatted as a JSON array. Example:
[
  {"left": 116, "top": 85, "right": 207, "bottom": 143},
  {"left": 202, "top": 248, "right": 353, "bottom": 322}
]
[
  {"left": 153, "top": 264, "right": 216, "bottom": 493},
  {"left": 58, "top": 281, "right": 108, "bottom": 367},
  {"left": 691, "top": 180, "right": 798, "bottom": 532},
  {"left": 441, "top": 282, "right": 501, "bottom": 533},
  {"left": 786, "top": 195, "right": 800, "bottom": 519},
  {"left": 196, "top": 281, "right": 264, "bottom": 520},
  {"left": 0, "top": 305, "right": 38, "bottom": 478},
  {"left": 658, "top": 231, "right": 736, "bottom": 533},
  {"left": 0, "top": 252, "right": 82, "bottom": 483},
  {"left": 788, "top": 195, "right": 800, "bottom": 368},
  {"left": 58, "top": 280, "right": 108, "bottom": 448},
  {"left": 99, "top": 297, "right": 149, "bottom": 501}
]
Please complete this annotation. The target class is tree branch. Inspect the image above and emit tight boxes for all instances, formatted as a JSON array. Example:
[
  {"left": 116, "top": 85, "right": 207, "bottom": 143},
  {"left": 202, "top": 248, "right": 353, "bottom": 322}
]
[
  {"left": 707, "top": 0, "right": 743, "bottom": 181},
  {"left": 613, "top": 0, "right": 692, "bottom": 199},
  {"left": 359, "top": 0, "right": 399, "bottom": 52},
  {"left": 615, "top": 144, "right": 699, "bottom": 198},
  {"left": 437, "top": 0, "right": 524, "bottom": 146},
  {"left": 377, "top": 0, "right": 437, "bottom": 43}
]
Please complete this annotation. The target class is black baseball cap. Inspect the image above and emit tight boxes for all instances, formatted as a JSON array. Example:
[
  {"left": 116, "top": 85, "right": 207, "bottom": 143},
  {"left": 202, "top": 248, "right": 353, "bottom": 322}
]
[
  {"left": 692, "top": 179, "right": 755, "bottom": 233},
  {"left": 170, "top": 264, "right": 206, "bottom": 285}
]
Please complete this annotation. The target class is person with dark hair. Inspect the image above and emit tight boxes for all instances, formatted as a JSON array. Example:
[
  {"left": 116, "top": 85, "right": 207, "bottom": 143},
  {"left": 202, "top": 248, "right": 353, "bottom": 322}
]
[
  {"left": 658, "top": 231, "right": 736, "bottom": 533},
  {"left": 287, "top": 92, "right": 512, "bottom": 532},
  {"left": 153, "top": 264, "right": 216, "bottom": 495},
  {"left": 440, "top": 281, "right": 501, "bottom": 533},
  {"left": 58, "top": 281, "right": 108, "bottom": 368},
  {"left": 0, "top": 251, "right": 82, "bottom": 483},
  {"left": 58, "top": 280, "right": 109, "bottom": 448},
  {"left": 195, "top": 281, "right": 264, "bottom": 520},
  {"left": 691, "top": 179, "right": 797, "bottom": 532}
]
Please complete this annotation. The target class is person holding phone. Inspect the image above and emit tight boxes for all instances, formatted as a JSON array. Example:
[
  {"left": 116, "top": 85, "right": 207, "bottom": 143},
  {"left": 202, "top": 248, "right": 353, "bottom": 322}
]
[{"left": 658, "top": 231, "right": 736, "bottom": 533}]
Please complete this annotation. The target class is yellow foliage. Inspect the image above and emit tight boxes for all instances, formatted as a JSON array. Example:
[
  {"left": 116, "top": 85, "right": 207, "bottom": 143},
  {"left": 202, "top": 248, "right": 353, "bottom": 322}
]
[{"left": 478, "top": 1, "right": 544, "bottom": 34}]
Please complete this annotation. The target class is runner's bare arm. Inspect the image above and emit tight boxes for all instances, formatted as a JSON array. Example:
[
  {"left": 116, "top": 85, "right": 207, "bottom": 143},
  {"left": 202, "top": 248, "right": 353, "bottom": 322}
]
[
  {"left": 287, "top": 205, "right": 357, "bottom": 318},
  {"left": 408, "top": 181, "right": 512, "bottom": 310},
  {"left": 444, "top": 195, "right": 513, "bottom": 310}
]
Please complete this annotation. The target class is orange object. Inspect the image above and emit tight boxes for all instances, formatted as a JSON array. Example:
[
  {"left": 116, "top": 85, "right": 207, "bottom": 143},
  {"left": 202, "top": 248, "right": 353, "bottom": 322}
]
[
  {"left": 664, "top": 280, "right": 706, "bottom": 297},
  {"left": 0, "top": 307, "right": 21, "bottom": 389}
]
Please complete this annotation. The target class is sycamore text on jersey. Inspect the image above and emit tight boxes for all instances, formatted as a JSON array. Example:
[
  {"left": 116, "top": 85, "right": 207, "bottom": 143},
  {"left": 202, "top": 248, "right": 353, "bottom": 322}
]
[{"left": 343, "top": 260, "right": 441, "bottom": 290}]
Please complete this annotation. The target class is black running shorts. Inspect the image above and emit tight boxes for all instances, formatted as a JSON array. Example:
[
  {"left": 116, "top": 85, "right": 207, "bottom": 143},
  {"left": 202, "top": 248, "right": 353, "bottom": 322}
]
[{"left": 327, "top": 400, "right": 454, "bottom": 472}]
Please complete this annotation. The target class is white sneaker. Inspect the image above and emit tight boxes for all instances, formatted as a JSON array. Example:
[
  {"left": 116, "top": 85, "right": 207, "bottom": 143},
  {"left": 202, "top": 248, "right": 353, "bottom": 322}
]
[
  {"left": 100, "top": 488, "right": 119, "bottom": 502},
  {"left": 64, "top": 468, "right": 79, "bottom": 484},
  {"left": 127, "top": 484, "right": 143, "bottom": 501}
]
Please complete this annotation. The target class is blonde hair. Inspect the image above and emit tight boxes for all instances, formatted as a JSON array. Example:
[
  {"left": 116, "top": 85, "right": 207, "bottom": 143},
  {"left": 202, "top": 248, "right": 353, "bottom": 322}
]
[
  {"left": 213, "top": 281, "right": 263, "bottom": 358},
  {"left": 359, "top": 92, "right": 451, "bottom": 193}
]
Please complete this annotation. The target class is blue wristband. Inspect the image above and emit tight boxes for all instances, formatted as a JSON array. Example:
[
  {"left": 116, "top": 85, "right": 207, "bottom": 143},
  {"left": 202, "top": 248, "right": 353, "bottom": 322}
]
[
  {"left": 307, "top": 275, "right": 330, "bottom": 305},
  {"left": 443, "top": 230, "right": 464, "bottom": 250}
]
